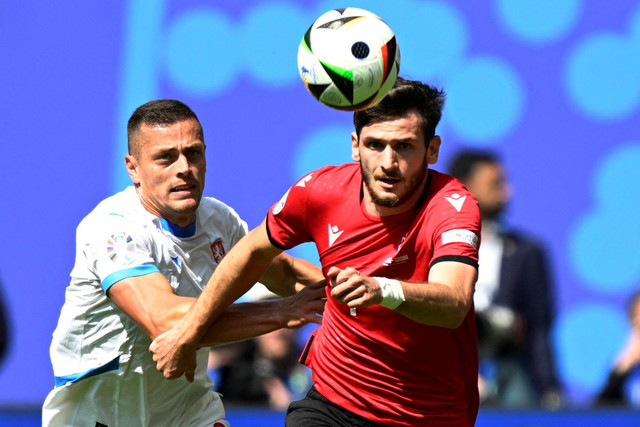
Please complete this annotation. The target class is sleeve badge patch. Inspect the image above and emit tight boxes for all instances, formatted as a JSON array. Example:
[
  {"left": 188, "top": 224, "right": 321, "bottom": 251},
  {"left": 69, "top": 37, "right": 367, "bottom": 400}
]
[
  {"left": 272, "top": 188, "right": 290, "bottom": 215},
  {"left": 441, "top": 228, "right": 478, "bottom": 248},
  {"left": 107, "top": 232, "right": 135, "bottom": 263}
]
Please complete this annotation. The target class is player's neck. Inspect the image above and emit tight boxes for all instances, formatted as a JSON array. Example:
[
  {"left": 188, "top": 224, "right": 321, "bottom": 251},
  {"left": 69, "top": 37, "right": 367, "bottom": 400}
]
[{"left": 362, "top": 175, "right": 428, "bottom": 217}]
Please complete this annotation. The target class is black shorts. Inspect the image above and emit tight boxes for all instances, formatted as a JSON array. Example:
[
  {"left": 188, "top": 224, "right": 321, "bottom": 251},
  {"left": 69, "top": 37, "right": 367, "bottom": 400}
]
[{"left": 285, "top": 386, "right": 384, "bottom": 427}]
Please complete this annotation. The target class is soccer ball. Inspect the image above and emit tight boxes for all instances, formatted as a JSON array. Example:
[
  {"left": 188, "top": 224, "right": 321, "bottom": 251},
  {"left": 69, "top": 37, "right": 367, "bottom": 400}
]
[{"left": 297, "top": 7, "right": 400, "bottom": 111}]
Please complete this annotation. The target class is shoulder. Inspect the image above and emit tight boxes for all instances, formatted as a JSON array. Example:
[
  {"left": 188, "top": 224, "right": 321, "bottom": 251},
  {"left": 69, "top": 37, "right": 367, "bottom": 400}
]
[
  {"left": 297, "top": 163, "right": 359, "bottom": 188},
  {"left": 78, "top": 187, "right": 144, "bottom": 231},
  {"left": 427, "top": 170, "right": 479, "bottom": 216},
  {"left": 198, "top": 196, "right": 247, "bottom": 229},
  {"left": 279, "top": 164, "right": 359, "bottom": 207}
]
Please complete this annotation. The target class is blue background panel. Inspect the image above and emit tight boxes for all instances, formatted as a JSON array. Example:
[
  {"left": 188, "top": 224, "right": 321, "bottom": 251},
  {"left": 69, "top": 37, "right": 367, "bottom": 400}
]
[{"left": 1, "top": 0, "right": 640, "bottom": 413}]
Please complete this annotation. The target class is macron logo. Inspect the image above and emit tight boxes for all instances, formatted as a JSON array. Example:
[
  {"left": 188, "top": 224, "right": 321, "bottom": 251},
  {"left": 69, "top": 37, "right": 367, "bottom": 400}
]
[
  {"left": 296, "top": 174, "right": 313, "bottom": 187},
  {"left": 328, "top": 224, "right": 344, "bottom": 247},
  {"left": 445, "top": 194, "right": 466, "bottom": 212}
]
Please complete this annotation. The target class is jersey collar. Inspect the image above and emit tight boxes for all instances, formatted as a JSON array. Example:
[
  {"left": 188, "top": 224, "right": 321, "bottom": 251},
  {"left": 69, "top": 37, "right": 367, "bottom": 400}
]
[{"left": 158, "top": 217, "right": 197, "bottom": 238}]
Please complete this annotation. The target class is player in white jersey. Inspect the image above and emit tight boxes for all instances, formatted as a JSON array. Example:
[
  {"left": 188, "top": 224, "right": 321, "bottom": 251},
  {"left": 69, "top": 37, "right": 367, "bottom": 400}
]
[{"left": 42, "top": 100, "right": 325, "bottom": 427}]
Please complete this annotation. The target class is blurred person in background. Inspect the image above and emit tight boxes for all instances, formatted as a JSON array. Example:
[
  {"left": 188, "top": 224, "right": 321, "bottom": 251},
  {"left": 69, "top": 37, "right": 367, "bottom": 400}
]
[
  {"left": 449, "top": 149, "right": 563, "bottom": 409},
  {"left": 596, "top": 289, "right": 640, "bottom": 407},
  {"left": 0, "top": 275, "right": 9, "bottom": 369}
]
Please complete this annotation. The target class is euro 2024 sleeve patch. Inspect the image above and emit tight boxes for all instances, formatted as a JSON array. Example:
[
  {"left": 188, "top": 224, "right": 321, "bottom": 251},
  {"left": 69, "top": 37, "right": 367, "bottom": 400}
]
[{"left": 106, "top": 231, "right": 136, "bottom": 263}]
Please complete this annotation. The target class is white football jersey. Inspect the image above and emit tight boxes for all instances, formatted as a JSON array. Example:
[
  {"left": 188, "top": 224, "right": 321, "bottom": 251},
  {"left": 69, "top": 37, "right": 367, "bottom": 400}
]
[{"left": 43, "top": 186, "right": 247, "bottom": 426}]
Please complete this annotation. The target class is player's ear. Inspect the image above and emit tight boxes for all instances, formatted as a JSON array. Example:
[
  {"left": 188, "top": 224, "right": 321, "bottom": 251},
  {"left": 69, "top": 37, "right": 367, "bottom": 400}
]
[
  {"left": 125, "top": 154, "right": 140, "bottom": 185},
  {"left": 426, "top": 135, "right": 441, "bottom": 165},
  {"left": 351, "top": 132, "right": 360, "bottom": 162}
]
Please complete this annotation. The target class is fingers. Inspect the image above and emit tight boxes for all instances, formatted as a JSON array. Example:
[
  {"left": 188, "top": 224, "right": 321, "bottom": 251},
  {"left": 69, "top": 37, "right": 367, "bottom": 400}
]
[
  {"left": 331, "top": 283, "right": 366, "bottom": 305},
  {"left": 329, "top": 269, "right": 362, "bottom": 300},
  {"left": 148, "top": 332, "right": 198, "bottom": 381},
  {"left": 327, "top": 268, "right": 378, "bottom": 309},
  {"left": 328, "top": 266, "right": 360, "bottom": 288},
  {"left": 308, "top": 279, "right": 328, "bottom": 289},
  {"left": 326, "top": 266, "right": 341, "bottom": 280},
  {"left": 307, "top": 313, "right": 324, "bottom": 325}
]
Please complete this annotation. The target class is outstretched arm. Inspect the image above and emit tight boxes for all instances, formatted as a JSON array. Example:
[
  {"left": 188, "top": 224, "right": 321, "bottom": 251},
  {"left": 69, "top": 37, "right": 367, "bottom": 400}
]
[
  {"left": 328, "top": 260, "right": 477, "bottom": 328},
  {"left": 108, "top": 274, "right": 324, "bottom": 344},
  {"left": 148, "top": 220, "right": 288, "bottom": 380},
  {"left": 260, "top": 252, "right": 323, "bottom": 297}
]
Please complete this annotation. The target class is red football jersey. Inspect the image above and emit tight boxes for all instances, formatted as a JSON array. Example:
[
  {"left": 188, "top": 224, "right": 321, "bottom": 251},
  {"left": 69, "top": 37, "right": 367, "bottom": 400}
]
[{"left": 267, "top": 164, "right": 481, "bottom": 426}]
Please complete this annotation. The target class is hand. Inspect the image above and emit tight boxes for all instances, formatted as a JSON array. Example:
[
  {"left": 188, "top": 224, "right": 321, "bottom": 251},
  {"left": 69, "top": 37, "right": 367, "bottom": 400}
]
[
  {"left": 327, "top": 266, "right": 382, "bottom": 309},
  {"left": 279, "top": 280, "right": 326, "bottom": 328},
  {"left": 149, "top": 325, "right": 198, "bottom": 382}
]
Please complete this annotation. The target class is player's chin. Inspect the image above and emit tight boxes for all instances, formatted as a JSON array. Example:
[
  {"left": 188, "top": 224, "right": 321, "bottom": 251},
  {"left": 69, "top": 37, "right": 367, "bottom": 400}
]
[
  {"left": 171, "top": 198, "right": 200, "bottom": 213},
  {"left": 371, "top": 189, "right": 401, "bottom": 207}
]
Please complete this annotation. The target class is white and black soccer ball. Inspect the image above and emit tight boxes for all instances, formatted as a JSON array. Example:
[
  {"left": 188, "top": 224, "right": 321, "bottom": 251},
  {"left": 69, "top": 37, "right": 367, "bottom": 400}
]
[{"left": 297, "top": 7, "right": 400, "bottom": 111}]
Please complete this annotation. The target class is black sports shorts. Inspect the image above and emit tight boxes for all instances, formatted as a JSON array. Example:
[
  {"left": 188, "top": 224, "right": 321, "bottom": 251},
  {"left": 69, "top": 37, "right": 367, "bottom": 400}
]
[{"left": 285, "top": 386, "right": 384, "bottom": 427}]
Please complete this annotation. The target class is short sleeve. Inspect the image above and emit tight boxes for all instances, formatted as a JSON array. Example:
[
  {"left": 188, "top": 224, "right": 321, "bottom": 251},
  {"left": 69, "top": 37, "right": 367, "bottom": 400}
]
[
  {"left": 79, "top": 212, "right": 158, "bottom": 294},
  {"left": 430, "top": 191, "right": 481, "bottom": 268},
  {"left": 266, "top": 172, "right": 315, "bottom": 250}
]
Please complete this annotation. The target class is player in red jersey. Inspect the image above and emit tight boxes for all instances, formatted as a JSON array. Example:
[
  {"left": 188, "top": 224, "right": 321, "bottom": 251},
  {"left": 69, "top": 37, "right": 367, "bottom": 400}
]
[{"left": 150, "top": 77, "right": 482, "bottom": 426}]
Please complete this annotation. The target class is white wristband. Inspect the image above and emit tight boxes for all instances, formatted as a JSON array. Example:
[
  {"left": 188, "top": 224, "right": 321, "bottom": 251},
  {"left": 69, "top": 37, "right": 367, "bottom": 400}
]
[{"left": 375, "top": 277, "right": 405, "bottom": 310}]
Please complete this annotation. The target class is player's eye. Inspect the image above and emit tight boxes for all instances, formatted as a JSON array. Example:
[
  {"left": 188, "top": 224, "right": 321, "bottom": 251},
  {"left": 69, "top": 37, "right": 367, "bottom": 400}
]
[
  {"left": 365, "top": 141, "right": 384, "bottom": 151},
  {"left": 154, "top": 152, "right": 174, "bottom": 162}
]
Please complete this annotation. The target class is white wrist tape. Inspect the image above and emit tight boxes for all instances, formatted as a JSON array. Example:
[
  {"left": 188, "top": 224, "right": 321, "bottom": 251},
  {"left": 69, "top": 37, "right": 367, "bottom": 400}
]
[{"left": 375, "top": 277, "right": 405, "bottom": 309}]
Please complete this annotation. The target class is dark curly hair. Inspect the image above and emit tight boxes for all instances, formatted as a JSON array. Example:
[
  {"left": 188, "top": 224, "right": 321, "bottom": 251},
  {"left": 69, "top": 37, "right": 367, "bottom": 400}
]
[{"left": 353, "top": 76, "right": 445, "bottom": 144}]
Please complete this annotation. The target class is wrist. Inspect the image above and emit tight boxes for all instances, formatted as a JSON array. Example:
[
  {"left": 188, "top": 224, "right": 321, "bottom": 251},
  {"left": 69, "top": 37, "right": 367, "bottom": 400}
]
[{"left": 374, "top": 277, "right": 405, "bottom": 309}]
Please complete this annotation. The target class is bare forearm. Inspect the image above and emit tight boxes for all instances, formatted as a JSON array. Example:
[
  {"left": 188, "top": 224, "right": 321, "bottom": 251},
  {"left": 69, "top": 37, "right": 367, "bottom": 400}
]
[
  {"left": 261, "top": 253, "right": 324, "bottom": 297},
  {"left": 396, "top": 280, "right": 472, "bottom": 328},
  {"left": 173, "top": 224, "right": 283, "bottom": 346},
  {"left": 199, "top": 301, "right": 288, "bottom": 347},
  {"left": 182, "top": 245, "right": 276, "bottom": 344},
  {"left": 397, "top": 261, "right": 477, "bottom": 327},
  {"left": 329, "top": 261, "right": 476, "bottom": 328}
]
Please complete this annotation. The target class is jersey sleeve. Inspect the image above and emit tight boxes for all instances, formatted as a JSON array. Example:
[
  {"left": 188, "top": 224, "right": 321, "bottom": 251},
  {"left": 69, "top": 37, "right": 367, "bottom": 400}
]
[
  {"left": 222, "top": 204, "right": 250, "bottom": 249},
  {"left": 79, "top": 212, "right": 159, "bottom": 294},
  {"left": 266, "top": 172, "right": 316, "bottom": 250},
  {"left": 430, "top": 190, "right": 481, "bottom": 268}
]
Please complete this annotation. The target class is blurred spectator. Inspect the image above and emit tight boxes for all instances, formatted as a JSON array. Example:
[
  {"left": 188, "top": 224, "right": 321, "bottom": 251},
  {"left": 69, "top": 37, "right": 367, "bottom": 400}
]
[
  {"left": 0, "top": 275, "right": 9, "bottom": 368},
  {"left": 208, "top": 292, "right": 312, "bottom": 410},
  {"left": 596, "top": 290, "right": 640, "bottom": 407},
  {"left": 449, "top": 149, "right": 563, "bottom": 409}
]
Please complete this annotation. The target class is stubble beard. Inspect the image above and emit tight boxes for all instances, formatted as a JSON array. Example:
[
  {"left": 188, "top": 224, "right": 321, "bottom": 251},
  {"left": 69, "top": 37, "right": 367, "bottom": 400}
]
[{"left": 361, "top": 162, "right": 427, "bottom": 209}]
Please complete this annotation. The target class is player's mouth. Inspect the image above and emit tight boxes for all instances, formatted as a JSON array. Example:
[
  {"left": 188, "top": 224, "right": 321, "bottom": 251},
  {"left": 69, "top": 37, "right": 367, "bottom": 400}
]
[
  {"left": 377, "top": 176, "right": 402, "bottom": 189},
  {"left": 170, "top": 184, "right": 197, "bottom": 194}
]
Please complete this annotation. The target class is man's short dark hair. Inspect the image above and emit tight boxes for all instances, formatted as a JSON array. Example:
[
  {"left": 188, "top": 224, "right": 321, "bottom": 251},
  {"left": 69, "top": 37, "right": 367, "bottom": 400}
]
[
  {"left": 127, "top": 99, "right": 203, "bottom": 155},
  {"left": 353, "top": 76, "right": 446, "bottom": 143},
  {"left": 448, "top": 149, "right": 501, "bottom": 184}
]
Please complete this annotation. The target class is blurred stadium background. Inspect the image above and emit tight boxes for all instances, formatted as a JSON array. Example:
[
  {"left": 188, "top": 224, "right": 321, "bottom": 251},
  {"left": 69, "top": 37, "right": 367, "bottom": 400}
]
[{"left": 1, "top": 0, "right": 640, "bottom": 424}]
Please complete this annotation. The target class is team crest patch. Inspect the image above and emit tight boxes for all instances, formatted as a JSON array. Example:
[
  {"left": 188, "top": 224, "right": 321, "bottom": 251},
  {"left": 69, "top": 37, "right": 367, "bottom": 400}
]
[
  {"left": 106, "top": 232, "right": 135, "bottom": 263},
  {"left": 210, "top": 239, "right": 226, "bottom": 263}
]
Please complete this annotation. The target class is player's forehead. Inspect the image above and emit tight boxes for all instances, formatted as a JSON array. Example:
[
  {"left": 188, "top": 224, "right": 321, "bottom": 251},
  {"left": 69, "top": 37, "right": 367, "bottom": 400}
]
[
  {"left": 359, "top": 113, "right": 424, "bottom": 142},
  {"left": 136, "top": 119, "right": 204, "bottom": 152}
]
